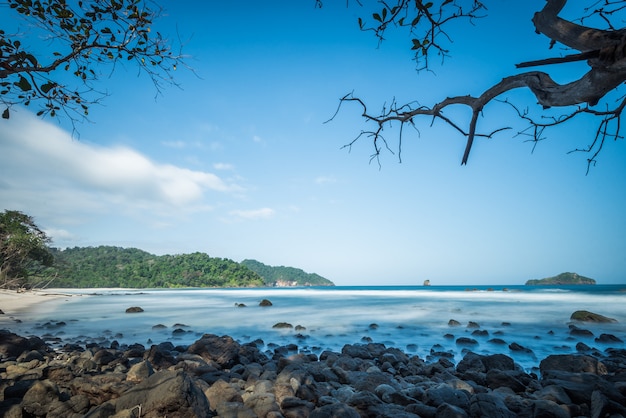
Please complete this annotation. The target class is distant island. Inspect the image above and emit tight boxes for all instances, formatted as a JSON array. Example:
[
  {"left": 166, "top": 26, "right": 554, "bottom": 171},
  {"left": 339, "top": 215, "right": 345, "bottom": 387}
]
[
  {"left": 525, "top": 272, "right": 596, "bottom": 286},
  {"left": 40, "top": 246, "right": 334, "bottom": 288}
]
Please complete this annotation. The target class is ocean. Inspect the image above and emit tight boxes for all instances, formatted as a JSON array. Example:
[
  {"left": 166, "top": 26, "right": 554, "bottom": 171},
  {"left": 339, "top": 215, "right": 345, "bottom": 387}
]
[{"left": 4, "top": 285, "right": 626, "bottom": 372}]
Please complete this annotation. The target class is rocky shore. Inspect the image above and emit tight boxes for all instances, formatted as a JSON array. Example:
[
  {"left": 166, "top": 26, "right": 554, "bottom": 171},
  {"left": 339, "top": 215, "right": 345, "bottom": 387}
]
[{"left": 1, "top": 328, "right": 625, "bottom": 418}]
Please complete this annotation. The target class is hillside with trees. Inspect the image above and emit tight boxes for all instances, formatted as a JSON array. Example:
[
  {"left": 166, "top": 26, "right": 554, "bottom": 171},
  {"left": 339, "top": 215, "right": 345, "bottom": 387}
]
[
  {"left": 43, "top": 246, "right": 265, "bottom": 288},
  {"left": 241, "top": 259, "right": 334, "bottom": 287},
  {"left": 526, "top": 272, "right": 596, "bottom": 286}
]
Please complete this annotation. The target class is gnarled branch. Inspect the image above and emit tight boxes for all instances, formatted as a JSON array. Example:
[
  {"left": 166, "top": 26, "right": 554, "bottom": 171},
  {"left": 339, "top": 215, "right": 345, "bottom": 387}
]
[{"left": 336, "top": 0, "right": 626, "bottom": 167}]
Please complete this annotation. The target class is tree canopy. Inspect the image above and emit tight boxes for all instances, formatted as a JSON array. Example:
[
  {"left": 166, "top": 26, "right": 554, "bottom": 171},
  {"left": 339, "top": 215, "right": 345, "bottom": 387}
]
[
  {"left": 0, "top": 0, "right": 183, "bottom": 123},
  {"left": 44, "top": 246, "right": 266, "bottom": 288},
  {"left": 330, "top": 0, "right": 626, "bottom": 170},
  {"left": 241, "top": 259, "right": 334, "bottom": 286},
  {"left": 0, "top": 209, "right": 53, "bottom": 288}
]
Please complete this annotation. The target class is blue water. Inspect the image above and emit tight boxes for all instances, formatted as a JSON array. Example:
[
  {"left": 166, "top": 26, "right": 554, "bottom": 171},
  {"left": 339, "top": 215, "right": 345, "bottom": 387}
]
[{"left": 3, "top": 285, "right": 626, "bottom": 372}]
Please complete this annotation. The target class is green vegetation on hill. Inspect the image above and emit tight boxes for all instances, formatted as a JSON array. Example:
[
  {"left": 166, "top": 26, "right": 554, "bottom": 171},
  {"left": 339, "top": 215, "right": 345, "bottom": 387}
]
[
  {"left": 241, "top": 259, "right": 334, "bottom": 286},
  {"left": 44, "top": 246, "right": 264, "bottom": 288},
  {"left": 525, "top": 272, "right": 596, "bottom": 286}
]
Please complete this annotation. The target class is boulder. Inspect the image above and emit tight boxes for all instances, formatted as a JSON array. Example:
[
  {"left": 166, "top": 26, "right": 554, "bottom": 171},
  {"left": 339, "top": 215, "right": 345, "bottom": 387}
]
[
  {"left": 310, "top": 403, "right": 361, "bottom": 418},
  {"left": 595, "top": 333, "right": 623, "bottom": 343},
  {"left": 204, "top": 379, "right": 243, "bottom": 407},
  {"left": 570, "top": 310, "right": 617, "bottom": 323},
  {"left": 0, "top": 330, "right": 46, "bottom": 359},
  {"left": 126, "top": 360, "right": 154, "bottom": 383},
  {"left": 187, "top": 334, "right": 240, "bottom": 369},
  {"left": 21, "top": 379, "right": 61, "bottom": 417},
  {"left": 469, "top": 393, "right": 516, "bottom": 418},
  {"left": 540, "top": 354, "right": 607, "bottom": 375},
  {"left": 273, "top": 322, "right": 293, "bottom": 329},
  {"left": 259, "top": 299, "right": 273, "bottom": 307},
  {"left": 85, "top": 370, "right": 210, "bottom": 418}
]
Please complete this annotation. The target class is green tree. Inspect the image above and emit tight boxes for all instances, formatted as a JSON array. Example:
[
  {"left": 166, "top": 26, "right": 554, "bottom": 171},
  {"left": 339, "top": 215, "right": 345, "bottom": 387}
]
[
  {"left": 0, "top": 0, "right": 183, "bottom": 123},
  {"left": 329, "top": 0, "right": 626, "bottom": 170},
  {"left": 0, "top": 210, "right": 53, "bottom": 288}
]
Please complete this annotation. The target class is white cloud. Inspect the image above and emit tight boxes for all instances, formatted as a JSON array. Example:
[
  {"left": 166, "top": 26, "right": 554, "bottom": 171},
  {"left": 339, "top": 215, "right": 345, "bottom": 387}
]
[
  {"left": 213, "top": 162, "right": 235, "bottom": 171},
  {"left": 229, "top": 208, "right": 275, "bottom": 220},
  {"left": 161, "top": 140, "right": 187, "bottom": 148},
  {"left": 0, "top": 109, "right": 240, "bottom": 218},
  {"left": 43, "top": 228, "right": 77, "bottom": 243},
  {"left": 315, "top": 175, "right": 337, "bottom": 185}
]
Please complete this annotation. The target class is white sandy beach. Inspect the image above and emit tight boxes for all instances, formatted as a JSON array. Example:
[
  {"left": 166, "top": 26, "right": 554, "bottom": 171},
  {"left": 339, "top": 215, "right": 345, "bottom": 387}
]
[{"left": 0, "top": 289, "right": 76, "bottom": 318}]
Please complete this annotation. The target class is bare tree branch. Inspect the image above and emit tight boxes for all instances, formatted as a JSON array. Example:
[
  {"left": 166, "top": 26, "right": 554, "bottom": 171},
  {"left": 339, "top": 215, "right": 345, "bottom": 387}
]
[{"left": 334, "top": 0, "right": 626, "bottom": 167}]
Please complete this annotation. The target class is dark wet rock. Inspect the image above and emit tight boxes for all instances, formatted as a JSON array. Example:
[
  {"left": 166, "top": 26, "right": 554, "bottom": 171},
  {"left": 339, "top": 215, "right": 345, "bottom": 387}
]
[
  {"left": 471, "top": 329, "right": 489, "bottom": 337},
  {"left": 485, "top": 369, "right": 527, "bottom": 392},
  {"left": 539, "top": 370, "right": 623, "bottom": 404},
  {"left": 437, "top": 403, "right": 469, "bottom": 418},
  {"left": 21, "top": 379, "right": 61, "bottom": 417},
  {"left": 144, "top": 343, "right": 177, "bottom": 370},
  {"left": 124, "top": 306, "right": 144, "bottom": 313},
  {"left": 273, "top": 322, "right": 294, "bottom": 329},
  {"left": 259, "top": 299, "right": 273, "bottom": 306},
  {"left": 0, "top": 330, "right": 46, "bottom": 359},
  {"left": 2, "top": 329, "right": 626, "bottom": 418},
  {"left": 532, "top": 399, "right": 571, "bottom": 418},
  {"left": 87, "top": 370, "right": 209, "bottom": 417},
  {"left": 187, "top": 333, "right": 240, "bottom": 369},
  {"left": 467, "top": 321, "right": 480, "bottom": 328},
  {"left": 310, "top": 402, "right": 361, "bottom": 418},
  {"left": 126, "top": 360, "right": 154, "bottom": 383},
  {"left": 470, "top": 392, "right": 516, "bottom": 418},
  {"left": 569, "top": 324, "right": 594, "bottom": 337},
  {"left": 540, "top": 354, "right": 607, "bottom": 375},
  {"left": 508, "top": 342, "right": 534, "bottom": 355},
  {"left": 455, "top": 337, "right": 478, "bottom": 346},
  {"left": 448, "top": 319, "right": 461, "bottom": 326},
  {"left": 595, "top": 333, "right": 623, "bottom": 343},
  {"left": 570, "top": 310, "right": 617, "bottom": 323},
  {"left": 152, "top": 323, "right": 167, "bottom": 329},
  {"left": 424, "top": 384, "right": 471, "bottom": 410}
]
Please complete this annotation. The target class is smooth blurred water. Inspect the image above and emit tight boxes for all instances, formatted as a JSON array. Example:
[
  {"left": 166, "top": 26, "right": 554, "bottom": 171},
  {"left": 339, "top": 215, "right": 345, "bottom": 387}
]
[{"left": 3, "top": 285, "right": 626, "bottom": 372}]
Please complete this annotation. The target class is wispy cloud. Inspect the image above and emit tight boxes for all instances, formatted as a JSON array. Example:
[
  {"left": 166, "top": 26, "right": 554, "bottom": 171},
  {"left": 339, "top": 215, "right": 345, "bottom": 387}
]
[
  {"left": 0, "top": 110, "right": 241, "bottom": 218},
  {"left": 161, "top": 140, "right": 187, "bottom": 148},
  {"left": 213, "top": 162, "right": 235, "bottom": 171},
  {"left": 315, "top": 175, "right": 337, "bottom": 185},
  {"left": 229, "top": 207, "right": 275, "bottom": 220}
]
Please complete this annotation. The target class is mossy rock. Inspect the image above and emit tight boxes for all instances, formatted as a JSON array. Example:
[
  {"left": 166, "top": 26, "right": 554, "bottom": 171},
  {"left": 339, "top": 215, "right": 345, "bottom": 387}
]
[
  {"left": 272, "top": 322, "right": 293, "bottom": 329},
  {"left": 570, "top": 310, "right": 617, "bottom": 323},
  {"left": 125, "top": 306, "right": 144, "bottom": 313}
]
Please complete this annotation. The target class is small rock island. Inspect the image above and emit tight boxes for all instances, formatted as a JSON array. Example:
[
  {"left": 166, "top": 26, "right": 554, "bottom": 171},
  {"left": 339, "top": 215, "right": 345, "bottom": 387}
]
[{"left": 525, "top": 272, "right": 596, "bottom": 285}]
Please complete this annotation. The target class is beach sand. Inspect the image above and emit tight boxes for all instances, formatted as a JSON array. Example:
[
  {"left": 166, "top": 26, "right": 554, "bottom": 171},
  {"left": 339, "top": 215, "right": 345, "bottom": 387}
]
[{"left": 0, "top": 289, "right": 73, "bottom": 318}]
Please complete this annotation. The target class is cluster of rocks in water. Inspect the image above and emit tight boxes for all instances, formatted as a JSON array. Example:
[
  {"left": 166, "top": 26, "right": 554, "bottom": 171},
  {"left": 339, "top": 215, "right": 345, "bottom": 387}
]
[{"left": 1, "top": 322, "right": 626, "bottom": 418}]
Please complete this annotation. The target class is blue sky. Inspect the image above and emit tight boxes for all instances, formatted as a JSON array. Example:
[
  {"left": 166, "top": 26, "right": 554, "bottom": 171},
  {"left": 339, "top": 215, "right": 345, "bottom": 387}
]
[{"left": 1, "top": 2, "right": 626, "bottom": 285}]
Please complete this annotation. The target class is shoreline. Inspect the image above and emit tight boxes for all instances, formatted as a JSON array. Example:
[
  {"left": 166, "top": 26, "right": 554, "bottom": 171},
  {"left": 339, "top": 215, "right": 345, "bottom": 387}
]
[{"left": 0, "top": 288, "right": 81, "bottom": 317}]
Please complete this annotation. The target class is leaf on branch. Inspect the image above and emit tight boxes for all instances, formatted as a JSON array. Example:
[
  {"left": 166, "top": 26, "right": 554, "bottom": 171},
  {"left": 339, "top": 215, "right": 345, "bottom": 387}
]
[
  {"left": 15, "top": 76, "right": 32, "bottom": 92},
  {"left": 41, "top": 82, "right": 55, "bottom": 94}
]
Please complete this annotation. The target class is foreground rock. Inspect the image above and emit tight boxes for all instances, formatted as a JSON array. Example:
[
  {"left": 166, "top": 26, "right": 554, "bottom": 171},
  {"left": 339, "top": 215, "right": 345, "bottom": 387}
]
[{"left": 1, "top": 329, "right": 626, "bottom": 417}]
